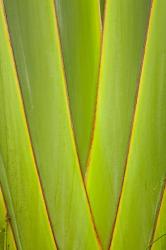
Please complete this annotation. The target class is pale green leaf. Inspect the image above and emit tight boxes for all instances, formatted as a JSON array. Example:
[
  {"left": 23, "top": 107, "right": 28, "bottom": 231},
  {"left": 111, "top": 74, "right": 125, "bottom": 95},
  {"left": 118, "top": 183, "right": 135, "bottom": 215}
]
[
  {"left": 55, "top": 0, "right": 101, "bottom": 173},
  {"left": 86, "top": 0, "right": 151, "bottom": 248},
  {"left": 0, "top": 2, "right": 57, "bottom": 249},
  {"left": 3, "top": 0, "right": 101, "bottom": 249},
  {"left": 110, "top": 0, "right": 166, "bottom": 249}
]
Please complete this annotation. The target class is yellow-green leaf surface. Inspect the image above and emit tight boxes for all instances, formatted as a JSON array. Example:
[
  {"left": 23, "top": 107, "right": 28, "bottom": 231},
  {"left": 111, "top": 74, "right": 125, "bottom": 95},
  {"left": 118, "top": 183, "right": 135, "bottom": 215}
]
[
  {"left": 0, "top": 2, "right": 57, "bottom": 249},
  {"left": 110, "top": 0, "right": 166, "bottom": 249},
  {"left": 151, "top": 185, "right": 166, "bottom": 250},
  {"left": 55, "top": 0, "right": 101, "bottom": 173},
  {"left": 0, "top": 188, "right": 16, "bottom": 250},
  {"left": 86, "top": 0, "right": 151, "bottom": 248},
  {"left": 3, "top": 0, "right": 101, "bottom": 249}
]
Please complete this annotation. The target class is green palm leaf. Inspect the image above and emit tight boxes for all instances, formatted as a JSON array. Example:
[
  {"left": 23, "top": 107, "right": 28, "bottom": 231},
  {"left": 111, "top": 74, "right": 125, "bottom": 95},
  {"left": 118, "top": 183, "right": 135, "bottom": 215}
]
[
  {"left": 110, "top": 0, "right": 166, "bottom": 248},
  {"left": 0, "top": 2, "right": 57, "bottom": 248},
  {"left": 86, "top": 0, "right": 152, "bottom": 248},
  {"left": 55, "top": 0, "right": 101, "bottom": 173},
  {"left": 0, "top": 0, "right": 165, "bottom": 249},
  {"left": 2, "top": 0, "right": 101, "bottom": 249}
]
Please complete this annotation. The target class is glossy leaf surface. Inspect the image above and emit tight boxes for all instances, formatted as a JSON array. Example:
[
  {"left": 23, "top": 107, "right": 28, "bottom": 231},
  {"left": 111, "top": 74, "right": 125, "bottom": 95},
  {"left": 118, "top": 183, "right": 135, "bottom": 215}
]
[
  {"left": 110, "top": 0, "right": 166, "bottom": 249},
  {"left": 0, "top": 0, "right": 165, "bottom": 249},
  {"left": 3, "top": 0, "right": 101, "bottom": 249},
  {"left": 86, "top": 0, "right": 151, "bottom": 248},
  {"left": 0, "top": 2, "right": 57, "bottom": 249},
  {"left": 55, "top": 0, "right": 101, "bottom": 172}
]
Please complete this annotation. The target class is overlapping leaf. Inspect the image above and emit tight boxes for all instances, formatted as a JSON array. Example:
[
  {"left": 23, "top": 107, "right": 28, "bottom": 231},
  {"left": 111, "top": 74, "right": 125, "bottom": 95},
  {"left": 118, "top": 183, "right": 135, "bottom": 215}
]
[
  {"left": 86, "top": 0, "right": 151, "bottom": 248},
  {"left": 0, "top": 2, "right": 57, "bottom": 249},
  {"left": 110, "top": 0, "right": 166, "bottom": 249},
  {"left": 3, "top": 0, "right": 101, "bottom": 249},
  {"left": 1, "top": 0, "right": 165, "bottom": 249},
  {"left": 55, "top": 0, "right": 101, "bottom": 173}
]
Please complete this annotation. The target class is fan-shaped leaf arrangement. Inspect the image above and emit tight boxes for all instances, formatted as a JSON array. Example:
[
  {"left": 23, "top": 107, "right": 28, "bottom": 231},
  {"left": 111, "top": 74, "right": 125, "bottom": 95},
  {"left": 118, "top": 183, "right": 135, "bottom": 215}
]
[{"left": 0, "top": 0, "right": 165, "bottom": 249}]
